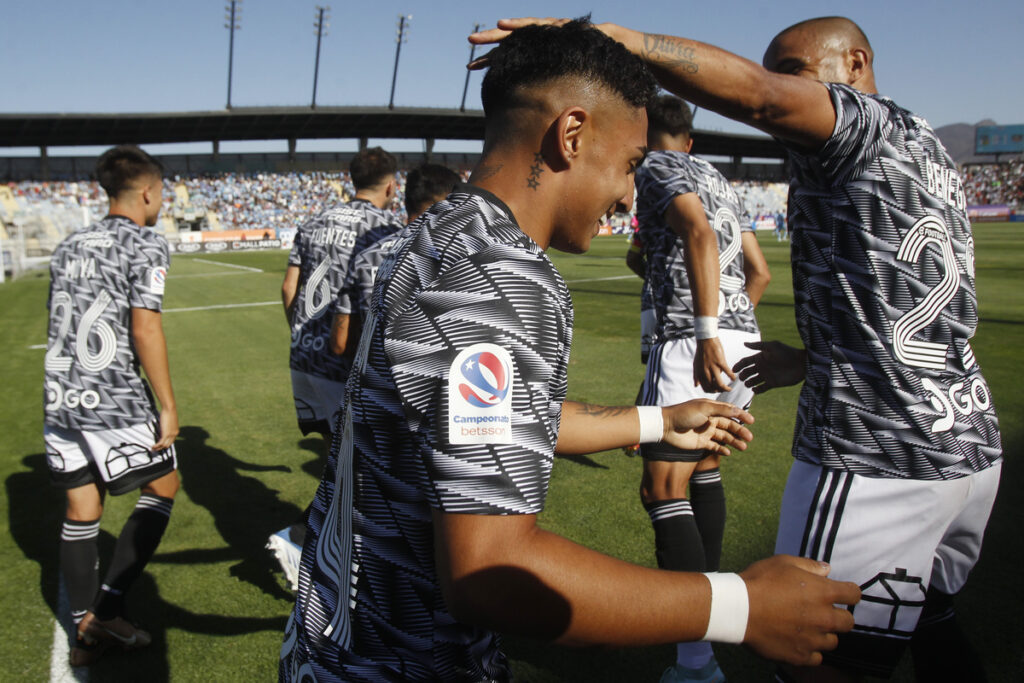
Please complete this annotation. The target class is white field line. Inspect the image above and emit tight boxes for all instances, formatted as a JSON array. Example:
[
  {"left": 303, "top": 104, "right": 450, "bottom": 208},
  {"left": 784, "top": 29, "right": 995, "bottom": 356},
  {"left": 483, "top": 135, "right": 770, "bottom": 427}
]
[
  {"left": 564, "top": 275, "right": 635, "bottom": 284},
  {"left": 190, "top": 258, "right": 263, "bottom": 273},
  {"left": 50, "top": 579, "right": 88, "bottom": 682},
  {"left": 168, "top": 271, "right": 253, "bottom": 280},
  {"left": 163, "top": 300, "right": 280, "bottom": 314},
  {"left": 27, "top": 301, "right": 281, "bottom": 349}
]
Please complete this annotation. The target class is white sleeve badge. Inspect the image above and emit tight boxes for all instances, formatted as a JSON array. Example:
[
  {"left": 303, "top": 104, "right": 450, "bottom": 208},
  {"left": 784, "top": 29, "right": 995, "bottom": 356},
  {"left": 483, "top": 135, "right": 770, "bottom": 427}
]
[
  {"left": 447, "top": 343, "right": 514, "bottom": 445},
  {"left": 148, "top": 267, "right": 167, "bottom": 295}
]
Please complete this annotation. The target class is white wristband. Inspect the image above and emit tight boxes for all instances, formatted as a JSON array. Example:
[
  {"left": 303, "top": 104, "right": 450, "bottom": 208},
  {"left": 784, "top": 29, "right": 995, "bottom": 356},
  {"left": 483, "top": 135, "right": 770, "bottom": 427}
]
[
  {"left": 694, "top": 316, "right": 719, "bottom": 340},
  {"left": 701, "top": 572, "right": 749, "bottom": 644},
  {"left": 636, "top": 405, "right": 663, "bottom": 444}
]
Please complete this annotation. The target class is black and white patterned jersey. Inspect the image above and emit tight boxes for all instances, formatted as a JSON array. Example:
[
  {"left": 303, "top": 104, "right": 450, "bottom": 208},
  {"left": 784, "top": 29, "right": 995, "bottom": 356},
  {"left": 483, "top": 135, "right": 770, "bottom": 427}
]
[
  {"left": 635, "top": 150, "right": 758, "bottom": 342},
  {"left": 783, "top": 83, "right": 1002, "bottom": 480},
  {"left": 337, "top": 232, "right": 402, "bottom": 321},
  {"left": 43, "top": 216, "right": 168, "bottom": 431},
  {"left": 281, "top": 185, "right": 573, "bottom": 682},
  {"left": 288, "top": 199, "right": 402, "bottom": 381}
]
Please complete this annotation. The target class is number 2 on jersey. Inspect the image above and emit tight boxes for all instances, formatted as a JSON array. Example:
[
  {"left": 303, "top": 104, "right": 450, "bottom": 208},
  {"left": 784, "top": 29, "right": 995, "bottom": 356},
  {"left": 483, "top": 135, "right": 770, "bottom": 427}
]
[{"left": 891, "top": 215, "right": 960, "bottom": 370}]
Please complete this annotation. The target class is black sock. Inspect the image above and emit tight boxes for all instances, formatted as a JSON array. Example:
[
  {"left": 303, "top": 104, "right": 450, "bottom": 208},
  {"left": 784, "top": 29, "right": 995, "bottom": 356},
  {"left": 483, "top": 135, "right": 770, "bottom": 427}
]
[
  {"left": 644, "top": 498, "right": 706, "bottom": 572},
  {"left": 911, "top": 586, "right": 987, "bottom": 682},
  {"left": 92, "top": 494, "right": 173, "bottom": 620},
  {"left": 689, "top": 469, "right": 726, "bottom": 572},
  {"left": 60, "top": 518, "right": 101, "bottom": 626}
]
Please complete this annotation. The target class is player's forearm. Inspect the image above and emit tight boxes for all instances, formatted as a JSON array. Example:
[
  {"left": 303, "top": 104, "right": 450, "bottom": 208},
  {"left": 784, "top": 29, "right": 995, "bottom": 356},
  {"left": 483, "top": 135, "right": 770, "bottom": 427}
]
[
  {"left": 131, "top": 309, "right": 176, "bottom": 412},
  {"left": 599, "top": 24, "right": 830, "bottom": 148},
  {"left": 554, "top": 401, "right": 649, "bottom": 454},
  {"left": 282, "top": 265, "right": 300, "bottom": 324},
  {"left": 435, "top": 512, "right": 712, "bottom": 646},
  {"left": 744, "top": 262, "right": 770, "bottom": 307},
  {"left": 682, "top": 225, "right": 721, "bottom": 319}
]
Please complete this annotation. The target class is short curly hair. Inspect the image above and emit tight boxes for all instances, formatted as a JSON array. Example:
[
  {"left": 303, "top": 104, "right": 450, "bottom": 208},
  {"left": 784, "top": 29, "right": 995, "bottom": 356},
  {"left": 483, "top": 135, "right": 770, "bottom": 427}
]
[
  {"left": 350, "top": 146, "right": 397, "bottom": 191},
  {"left": 646, "top": 95, "right": 694, "bottom": 139},
  {"left": 481, "top": 18, "right": 658, "bottom": 116},
  {"left": 95, "top": 145, "right": 163, "bottom": 199}
]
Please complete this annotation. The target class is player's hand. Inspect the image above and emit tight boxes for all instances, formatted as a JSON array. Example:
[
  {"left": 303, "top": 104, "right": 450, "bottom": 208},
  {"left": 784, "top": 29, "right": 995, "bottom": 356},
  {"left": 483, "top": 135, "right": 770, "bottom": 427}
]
[
  {"left": 732, "top": 341, "right": 806, "bottom": 394},
  {"left": 661, "top": 399, "right": 753, "bottom": 456},
  {"left": 695, "top": 337, "right": 735, "bottom": 393},
  {"left": 468, "top": 18, "right": 624, "bottom": 70},
  {"left": 740, "top": 555, "right": 859, "bottom": 666},
  {"left": 153, "top": 407, "right": 179, "bottom": 452}
]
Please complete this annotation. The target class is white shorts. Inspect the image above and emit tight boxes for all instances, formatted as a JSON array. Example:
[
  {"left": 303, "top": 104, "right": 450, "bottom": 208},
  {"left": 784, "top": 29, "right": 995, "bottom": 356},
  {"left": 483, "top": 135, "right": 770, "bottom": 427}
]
[
  {"left": 291, "top": 369, "right": 346, "bottom": 437},
  {"left": 44, "top": 422, "right": 177, "bottom": 496},
  {"left": 641, "top": 329, "right": 759, "bottom": 461},
  {"left": 775, "top": 459, "right": 1001, "bottom": 676}
]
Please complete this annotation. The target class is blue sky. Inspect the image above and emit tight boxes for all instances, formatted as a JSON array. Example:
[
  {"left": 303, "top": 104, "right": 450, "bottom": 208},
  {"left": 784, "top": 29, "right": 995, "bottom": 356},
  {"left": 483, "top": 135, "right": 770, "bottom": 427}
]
[{"left": 3, "top": 0, "right": 1022, "bottom": 156}]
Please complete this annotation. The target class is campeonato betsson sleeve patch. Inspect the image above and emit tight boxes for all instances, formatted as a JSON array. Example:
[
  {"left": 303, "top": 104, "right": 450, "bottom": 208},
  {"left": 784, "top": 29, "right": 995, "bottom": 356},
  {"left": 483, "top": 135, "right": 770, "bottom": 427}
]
[{"left": 447, "top": 343, "right": 514, "bottom": 445}]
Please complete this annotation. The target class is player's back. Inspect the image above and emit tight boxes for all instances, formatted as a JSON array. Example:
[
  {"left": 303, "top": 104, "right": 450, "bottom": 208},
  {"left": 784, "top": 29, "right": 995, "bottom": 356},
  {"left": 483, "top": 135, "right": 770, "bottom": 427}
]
[
  {"left": 785, "top": 83, "right": 1002, "bottom": 479},
  {"left": 287, "top": 199, "right": 402, "bottom": 380},
  {"left": 635, "top": 150, "right": 757, "bottom": 341},
  {"left": 45, "top": 216, "right": 169, "bottom": 431}
]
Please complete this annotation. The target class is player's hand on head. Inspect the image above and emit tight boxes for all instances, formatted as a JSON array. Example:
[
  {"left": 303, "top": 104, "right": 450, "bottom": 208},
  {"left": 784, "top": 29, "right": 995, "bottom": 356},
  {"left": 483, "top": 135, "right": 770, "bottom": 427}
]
[
  {"left": 468, "top": 18, "right": 619, "bottom": 70},
  {"left": 661, "top": 399, "right": 753, "bottom": 455},
  {"left": 694, "top": 337, "right": 735, "bottom": 393},
  {"left": 153, "top": 407, "right": 179, "bottom": 452},
  {"left": 740, "top": 555, "right": 860, "bottom": 666},
  {"left": 732, "top": 340, "right": 807, "bottom": 394}
]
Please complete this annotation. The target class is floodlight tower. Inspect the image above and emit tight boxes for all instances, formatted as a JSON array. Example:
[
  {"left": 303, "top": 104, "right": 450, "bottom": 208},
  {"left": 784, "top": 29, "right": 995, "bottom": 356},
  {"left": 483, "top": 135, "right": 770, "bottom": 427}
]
[
  {"left": 460, "top": 23, "right": 482, "bottom": 112},
  {"left": 312, "top": 5, "right": 331, "bottom": 109},
  {"left": 225, "top": 0, "right": 242, "bottom": 109},
  {"left": 388, "top": 14, "right": 412, "bottom": 110}
]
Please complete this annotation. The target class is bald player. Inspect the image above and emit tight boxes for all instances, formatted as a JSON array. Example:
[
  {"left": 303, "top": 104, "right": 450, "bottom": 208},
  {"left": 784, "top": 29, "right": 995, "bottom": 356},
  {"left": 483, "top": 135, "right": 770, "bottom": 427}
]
[
  {"left": 473, "top": 15, "right": 1002, "bottom": 682},
  {"left": 281, "top": 20, "right": 858, "bottom": 682}
]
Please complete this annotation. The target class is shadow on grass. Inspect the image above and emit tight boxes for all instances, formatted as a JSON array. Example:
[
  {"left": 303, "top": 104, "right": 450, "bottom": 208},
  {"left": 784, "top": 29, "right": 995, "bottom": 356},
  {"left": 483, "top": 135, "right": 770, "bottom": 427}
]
[
  {"left": 166, "top": 425, "right": 307, "bottom": 600},
  {"left": 6, "top": 452, "right": 287, "bottom": 681}
]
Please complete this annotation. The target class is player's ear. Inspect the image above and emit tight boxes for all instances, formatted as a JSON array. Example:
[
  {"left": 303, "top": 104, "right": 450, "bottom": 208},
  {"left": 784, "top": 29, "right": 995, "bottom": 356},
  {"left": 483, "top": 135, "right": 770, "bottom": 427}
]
[
  {"left": 685, "top": 138, "right": 694, "bottom": 153},
  {"left": 847, "top": 47, "right": 870, "bottom": 85},
  {"left": 553, "top": 106, "right": 587, "bottom": 169}
]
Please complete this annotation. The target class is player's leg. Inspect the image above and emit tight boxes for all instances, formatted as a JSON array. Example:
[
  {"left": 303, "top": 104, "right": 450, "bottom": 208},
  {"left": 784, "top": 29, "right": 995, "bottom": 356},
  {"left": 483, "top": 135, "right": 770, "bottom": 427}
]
[
  {"left": 640, "top": 339, "right": 722, "bottom": 682},
  {"left": 910, "top": 461, "right": 1000, "bottom": 682},
  {"left": 80, "top": 422, "right": 177, "bottom": 649},
  {"left": 46, "top": 427, "right": 105, "bottom": 629},
  {"left": 690, "top": 329, "right": 756, "bottom": 574},
  {"left": 689, "top": 455, "right": 724, "bottom": 572},
  {"left": 775, "top": 460, "right": 979, "bottom": 681}
]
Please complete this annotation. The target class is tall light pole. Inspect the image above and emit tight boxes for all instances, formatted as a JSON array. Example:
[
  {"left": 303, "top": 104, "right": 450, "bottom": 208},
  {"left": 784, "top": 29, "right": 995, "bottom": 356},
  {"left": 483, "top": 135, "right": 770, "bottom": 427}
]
[
  {"left": 460, "top": 23, "right": 482, "bottom": 112},
  {"left": 224, "top": 0, "right": 242, "bottom": 109},
  {"left": 312, "top": 5, "right": 330, "bottom": 109},
  {"left": 388, "top": 14, "right": 412, "bottom": 110}
]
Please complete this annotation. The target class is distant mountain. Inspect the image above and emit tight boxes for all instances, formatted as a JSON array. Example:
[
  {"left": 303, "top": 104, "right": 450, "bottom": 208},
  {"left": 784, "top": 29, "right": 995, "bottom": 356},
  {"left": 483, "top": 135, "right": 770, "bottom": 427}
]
[{"left": 934, "top": 120, "right": 997, "bottom": 165}]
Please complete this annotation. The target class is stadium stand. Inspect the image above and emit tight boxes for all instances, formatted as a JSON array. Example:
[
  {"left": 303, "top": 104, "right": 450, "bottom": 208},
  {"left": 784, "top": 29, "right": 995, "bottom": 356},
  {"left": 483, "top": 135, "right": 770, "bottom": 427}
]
[{"left": 962, "top": 160, "right": 1024, "bottom": 208}]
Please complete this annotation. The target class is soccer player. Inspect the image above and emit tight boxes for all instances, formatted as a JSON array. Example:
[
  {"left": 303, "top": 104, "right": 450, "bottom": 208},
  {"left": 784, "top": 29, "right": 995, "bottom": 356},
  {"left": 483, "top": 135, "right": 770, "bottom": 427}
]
[
  {"left": 269, "top": 147, "right": 404, "bottom": 588},
  {"left": 336, "top": 162, "right": 461, "bottom": 343},
  {"left": 472, "top": 15, "right": 1003, "bottom": 682},
  {"left": 43, "top": 145, "right": 178, "bottom": 666},
  {"left": 281, "top": 21, "right": 858, "bottom": 682},
  {"left": 634, "top": 94, "right": 770, "bottom": 683}
]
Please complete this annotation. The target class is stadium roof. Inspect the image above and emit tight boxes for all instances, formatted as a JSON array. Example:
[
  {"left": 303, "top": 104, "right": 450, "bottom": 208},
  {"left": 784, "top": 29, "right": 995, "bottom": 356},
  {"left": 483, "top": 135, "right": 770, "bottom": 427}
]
[{"left": 0, "top": 107, "right": 785, "bottom": 160}]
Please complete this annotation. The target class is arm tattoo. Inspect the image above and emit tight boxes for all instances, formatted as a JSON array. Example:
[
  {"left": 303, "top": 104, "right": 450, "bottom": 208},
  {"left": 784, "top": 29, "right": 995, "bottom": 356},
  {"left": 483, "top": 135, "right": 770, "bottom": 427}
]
[
  {"left": 575, "top": 403, "right": 636, "bottom": 418},
  {"left": 526, "top": 152, "right": 544, "bottom": 190},
  {"left": 641, "top": 33, "right": 699, "bottom": 74}
]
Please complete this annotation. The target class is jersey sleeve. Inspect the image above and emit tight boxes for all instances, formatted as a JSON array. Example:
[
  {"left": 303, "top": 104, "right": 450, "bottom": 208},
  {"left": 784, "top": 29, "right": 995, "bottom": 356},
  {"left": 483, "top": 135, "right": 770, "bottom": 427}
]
[
  {"left": 636, "top": 153, "right": 698, "bottom": 219},
  {"left": 384, "top": 248, "right": 566, "bottom": 515},
  {"left": 791, "top": 83, "right": 891, "bottom": 185},
  {"left": 128, "top": 232, "right": 169, "bottom": 311},
  {"left": 335, "top": 250, "right": 364, "bottom": 316}
]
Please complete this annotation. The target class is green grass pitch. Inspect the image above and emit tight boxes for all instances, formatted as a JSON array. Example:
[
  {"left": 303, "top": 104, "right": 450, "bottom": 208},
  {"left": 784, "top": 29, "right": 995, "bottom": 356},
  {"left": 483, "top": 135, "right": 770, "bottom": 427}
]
[{"left": 1, "top": 224, "right": 1020, "bottom": 681}]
